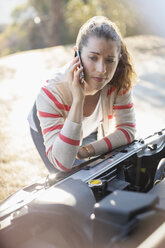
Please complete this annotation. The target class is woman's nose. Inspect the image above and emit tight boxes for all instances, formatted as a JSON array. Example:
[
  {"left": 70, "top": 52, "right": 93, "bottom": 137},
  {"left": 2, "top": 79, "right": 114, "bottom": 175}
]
[{"left": 96, "top": 60, "right": 106, "bottom": 74}]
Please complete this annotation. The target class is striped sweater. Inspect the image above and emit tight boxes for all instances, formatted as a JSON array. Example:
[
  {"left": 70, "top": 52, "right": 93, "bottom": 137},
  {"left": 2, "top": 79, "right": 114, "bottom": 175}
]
[{"left": 36, "top": 69, "right": 136, "bottom": 172}]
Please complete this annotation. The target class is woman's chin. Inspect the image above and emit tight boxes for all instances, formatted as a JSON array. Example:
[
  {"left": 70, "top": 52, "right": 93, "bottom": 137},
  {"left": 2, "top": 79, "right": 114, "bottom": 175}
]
[
  {"left": 84, "top": 80, "right": 103, "bottom": 95},
  {"left": 85, "top": 88, "right": 100, "bottom": 96}
]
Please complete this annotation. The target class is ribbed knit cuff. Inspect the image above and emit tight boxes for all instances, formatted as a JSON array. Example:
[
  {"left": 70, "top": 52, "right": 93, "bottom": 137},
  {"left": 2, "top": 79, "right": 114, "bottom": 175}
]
[{"left": 91, "top": 129, "right": 128, "bottom": 156}]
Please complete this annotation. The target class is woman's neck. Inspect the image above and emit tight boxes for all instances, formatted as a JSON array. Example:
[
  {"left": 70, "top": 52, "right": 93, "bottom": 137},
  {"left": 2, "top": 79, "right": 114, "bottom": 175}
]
[{"left": 83, "top": 91, "right": 101, "bottom": 117}]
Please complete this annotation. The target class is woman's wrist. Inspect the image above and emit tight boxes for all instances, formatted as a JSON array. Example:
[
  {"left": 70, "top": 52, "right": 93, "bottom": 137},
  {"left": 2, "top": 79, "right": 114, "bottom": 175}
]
[
  {"left": 68, "top": 98, "right": 84, "bottom": 124},
  {"left": 72, "top": 96, "right": 85, "bottom": 106},
  {"left": 77, "top": 144, "right": 95, "bottom": 160},
  {"left": 82, "top": 146, "right": 91, "bottom": 160},
  {"left": 84, "top": 144, "right": 95, "bottom": 157}
]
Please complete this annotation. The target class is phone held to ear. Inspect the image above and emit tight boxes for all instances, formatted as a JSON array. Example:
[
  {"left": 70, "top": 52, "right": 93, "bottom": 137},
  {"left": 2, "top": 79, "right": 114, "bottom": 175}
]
[{"left": 74, "top": 50, "right": 85, "bottom": 84}]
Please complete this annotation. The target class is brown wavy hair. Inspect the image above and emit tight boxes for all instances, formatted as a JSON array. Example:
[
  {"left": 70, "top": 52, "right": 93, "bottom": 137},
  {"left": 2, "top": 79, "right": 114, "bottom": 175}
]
[{"left": 76, "top": 16, "right": 137, "bottom": 93}]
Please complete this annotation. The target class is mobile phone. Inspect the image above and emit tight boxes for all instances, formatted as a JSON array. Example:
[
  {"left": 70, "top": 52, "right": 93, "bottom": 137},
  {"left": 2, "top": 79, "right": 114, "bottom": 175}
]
[{"left": 74, "top": 50, "right": 85, "bottom": 84}]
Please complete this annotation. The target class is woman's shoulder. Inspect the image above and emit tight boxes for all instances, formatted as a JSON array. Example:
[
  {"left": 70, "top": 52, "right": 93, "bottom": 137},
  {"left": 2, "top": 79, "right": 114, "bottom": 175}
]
[
  {"left": 39, "top": 67, "right": 72, "bottom": 105},
  {"left": 51, "top": 62, "right": 70, "bottom": 83},
  {"left": 47, "top": 65, "right": 66, "bottom": 85},
  {"left": 102, "top": 84, "right": 117, "bottom": 100}
]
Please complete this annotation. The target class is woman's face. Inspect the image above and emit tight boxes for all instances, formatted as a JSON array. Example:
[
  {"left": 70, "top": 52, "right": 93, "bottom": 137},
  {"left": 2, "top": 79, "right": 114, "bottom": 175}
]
[{"left": 81, "top": 36, "right": 120, "bottom": 95}]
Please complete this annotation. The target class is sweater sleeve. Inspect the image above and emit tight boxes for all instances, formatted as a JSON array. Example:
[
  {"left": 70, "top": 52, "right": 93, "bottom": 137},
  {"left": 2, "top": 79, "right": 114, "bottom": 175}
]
[
  {"left": 91, "top": 89, "right": 136, "bottom": 155},
  {"left": 36, "top": 86, "right": 82, "bottom": 172}
]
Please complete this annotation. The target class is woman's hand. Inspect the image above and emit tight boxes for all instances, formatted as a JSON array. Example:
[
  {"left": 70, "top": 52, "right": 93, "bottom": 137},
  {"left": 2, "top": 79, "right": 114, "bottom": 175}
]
[
  {"left": 77, "top": 144, "right": 95, "bottom": 160},
  {"left": 66, "top": 56, "right": 86, "bottom": 124},
  {"left": 66, "top": 56, "right": 86, "bottom": 103}
]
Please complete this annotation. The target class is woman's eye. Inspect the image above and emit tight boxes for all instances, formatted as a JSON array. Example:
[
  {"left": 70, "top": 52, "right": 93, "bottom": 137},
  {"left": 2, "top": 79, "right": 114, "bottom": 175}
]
[
  {"left": 89, "top": 56, "right": 97, "bottom": 61},
  {"left": 89, "top": 56, "right": 116, "bottom": 63},
  {"left": 106, "top": 59, "right": 115, "bottom": 63}
]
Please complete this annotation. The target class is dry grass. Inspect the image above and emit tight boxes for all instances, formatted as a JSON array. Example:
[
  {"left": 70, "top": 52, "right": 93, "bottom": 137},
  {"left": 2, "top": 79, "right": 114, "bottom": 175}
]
[{"left": 0, "top": 36, "right": 165, "bottom": 203}]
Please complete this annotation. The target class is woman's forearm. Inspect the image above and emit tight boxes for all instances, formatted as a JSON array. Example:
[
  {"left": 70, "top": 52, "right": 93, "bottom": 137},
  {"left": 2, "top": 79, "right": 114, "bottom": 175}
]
[
  {"left": 47, "top": 99, "right": 85, "bottom": 171},
  {"left": 67, "top": 98, "right": 84, "bottom": 124}
]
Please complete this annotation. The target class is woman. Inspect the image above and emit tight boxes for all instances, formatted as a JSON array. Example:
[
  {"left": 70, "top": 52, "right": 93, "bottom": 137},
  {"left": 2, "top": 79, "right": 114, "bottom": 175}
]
[{"left": 29, "top": 16, "right": 136, "bottom": 173}]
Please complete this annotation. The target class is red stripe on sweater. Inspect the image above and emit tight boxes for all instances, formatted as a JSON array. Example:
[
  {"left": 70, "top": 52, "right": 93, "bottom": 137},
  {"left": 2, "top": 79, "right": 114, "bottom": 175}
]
[
  {"left": 38, "top": 110, "right": 62, "bottom": 118},
  {"left": 59, "top": 133, "right": 80, "bottom": 146},
  {"left": 103, "top": 137, "right": 112, "bottom": 151},
  {"left": 116, "top": 123, "right": 136, "bottom": 128},
  {"left": 113, "top": 103, "right": 133, "bottom": 110},
  {"left": 46, "top": 145, "right": 53, "bottom": 156},
  {"left": 108, "top": 114, "right": 114, "bottom": 119},
  {"left": 107, "top": 86, "right": 115, "bottom": 96},
  {"left": 46, "top": 147, "right": 71, "bottom": 172},
  {"left": 117, "top": 89, "right": 128, "bottom": 96},
  {"left": 42, "top": 87, "right": 70, "bottom": 111},
  {"left": 43, "top": 124, "right": 63, "bottom": 135},
  {"left": 118, "top": 128, "right": 131, "bottom": 143},
  {"left": 55, "top": 157, "right": 71, "bottom": 172}
]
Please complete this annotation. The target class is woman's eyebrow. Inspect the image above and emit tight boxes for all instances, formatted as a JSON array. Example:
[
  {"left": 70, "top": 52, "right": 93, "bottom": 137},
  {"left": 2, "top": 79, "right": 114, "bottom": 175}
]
[
  {"left": 89, "top": 51, "right": 100, "bottom": 55},
  {"left": 89, "top": 51, "right": 116, "bottom": 58}
]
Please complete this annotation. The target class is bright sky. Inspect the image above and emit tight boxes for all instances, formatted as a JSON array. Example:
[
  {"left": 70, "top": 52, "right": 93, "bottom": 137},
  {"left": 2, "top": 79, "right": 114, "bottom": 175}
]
[{"left": 0, "top": 0, "right": 27, "bottom": 24}]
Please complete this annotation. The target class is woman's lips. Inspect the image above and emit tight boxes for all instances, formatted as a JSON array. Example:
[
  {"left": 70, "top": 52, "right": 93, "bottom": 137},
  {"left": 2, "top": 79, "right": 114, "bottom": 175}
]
[{"left": 92, "top": 77, "right": 106, "bottom": 82}]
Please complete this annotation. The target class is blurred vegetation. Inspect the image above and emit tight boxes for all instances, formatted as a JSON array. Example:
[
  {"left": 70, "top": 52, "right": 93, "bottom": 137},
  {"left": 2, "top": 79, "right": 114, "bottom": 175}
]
[{"left": 0, "top": 0, "right": 148, "bottom": 57}]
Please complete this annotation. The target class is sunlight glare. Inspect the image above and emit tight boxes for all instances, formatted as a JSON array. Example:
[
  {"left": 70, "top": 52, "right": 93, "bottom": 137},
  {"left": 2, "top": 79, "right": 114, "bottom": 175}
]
[{"left": 38, "top": 188, "right": 77, "bottom": 206}]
